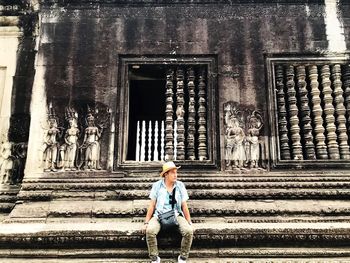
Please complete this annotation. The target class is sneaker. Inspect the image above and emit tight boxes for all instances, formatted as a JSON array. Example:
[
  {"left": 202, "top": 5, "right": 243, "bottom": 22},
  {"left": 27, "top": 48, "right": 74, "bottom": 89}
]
[
  {"left": 178, "top": 255, "right": 186, "bottom": 263},
  {"left": 151, "top": 256, "right": 160, "bottom": 263}
]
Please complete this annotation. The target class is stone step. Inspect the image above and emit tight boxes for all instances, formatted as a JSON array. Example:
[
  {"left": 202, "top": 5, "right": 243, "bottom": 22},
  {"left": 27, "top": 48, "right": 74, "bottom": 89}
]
[
  {"left": 1, "top": 247, "right": 350, "bottom": 261},
  {"left": 0, "top": 213, "right": 8, "bottom": 223},
  {"left": 23, "top": 170, "right": 350, "bottom": 183},
  {"left": 3, "top": 171, "right": 350, "bottom": 261},
  {"left": 2, "top": 258, "right": 350, "bottom": 263},
  {"left": 0, "top": 185, "right": 20, "bottom": 213},
  {"left": 20, "top": 181, "right": 350, "bottom": 191},
  {"left": 0, "top": 219, "right": 350, "bottom": 249},
  {"left": 0, "top": 195, "right": 17, "bottom": 202},
  {"left": 16, "top": 188, "right": 350, "bottom": 201},
  {"left": 0, "top": 203, "right": 15, "bottom": 213},
  {"left": 7, "top": 200, "right": 350, "bottom": 219}
]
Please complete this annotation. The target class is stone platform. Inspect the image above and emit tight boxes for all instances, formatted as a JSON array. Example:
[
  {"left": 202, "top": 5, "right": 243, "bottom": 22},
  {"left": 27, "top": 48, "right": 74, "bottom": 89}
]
[
  {"left": 1, "top": 171, "right": 350, "bottom": 261},
  {"left": 0, "top": 218, "right": 350, "bottom": 260}
]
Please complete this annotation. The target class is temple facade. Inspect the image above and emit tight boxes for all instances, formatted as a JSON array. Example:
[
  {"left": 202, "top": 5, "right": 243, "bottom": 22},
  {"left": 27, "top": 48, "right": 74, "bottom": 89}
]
[{"left": 1, "top": 0, "right": 350, "bottom": 261}]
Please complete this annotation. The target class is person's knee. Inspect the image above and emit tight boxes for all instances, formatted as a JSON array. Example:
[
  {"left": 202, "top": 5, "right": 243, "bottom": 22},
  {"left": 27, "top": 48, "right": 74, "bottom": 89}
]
[
  {"left": 146, "top": 227, "right": 158, "bottom": 237},
  {"left": 183, "top": 227, "right": 194, "bottom": 238}
]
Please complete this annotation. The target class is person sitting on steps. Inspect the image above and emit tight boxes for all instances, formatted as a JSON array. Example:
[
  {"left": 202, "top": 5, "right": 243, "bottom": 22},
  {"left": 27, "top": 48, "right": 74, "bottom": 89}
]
[{"left": 142, "top": 161, "right": 194, "bottom": 263}]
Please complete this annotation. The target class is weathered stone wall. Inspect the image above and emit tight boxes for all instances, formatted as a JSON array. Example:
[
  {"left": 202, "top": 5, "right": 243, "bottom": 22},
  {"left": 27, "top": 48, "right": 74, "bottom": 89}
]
[
  {"left": 29, "top": 1, "right": 337, "bottom": 171},
  {"left": 19, "top": 0, "right": 349, "bottom": 174},
  {"left": 0, "top": 1, "right": 37, "bottom": 143},
  {"left": 39, "top": 2, "right": 328, "bottom": 105},
  {"left": 340, "top": 2, "right": 350, "bottom": 51}
]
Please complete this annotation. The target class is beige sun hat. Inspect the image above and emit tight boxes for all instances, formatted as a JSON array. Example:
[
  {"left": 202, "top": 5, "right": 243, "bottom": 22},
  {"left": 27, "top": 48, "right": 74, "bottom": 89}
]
[{"left": 160, "top": 161, "right": 181, "bottom": 177}]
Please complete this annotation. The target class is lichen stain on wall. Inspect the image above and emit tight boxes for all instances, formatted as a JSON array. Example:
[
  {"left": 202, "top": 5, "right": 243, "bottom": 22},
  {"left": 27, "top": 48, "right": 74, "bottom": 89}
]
[{"left": 324, "top": 0, "right": 346, "bottom": 52}]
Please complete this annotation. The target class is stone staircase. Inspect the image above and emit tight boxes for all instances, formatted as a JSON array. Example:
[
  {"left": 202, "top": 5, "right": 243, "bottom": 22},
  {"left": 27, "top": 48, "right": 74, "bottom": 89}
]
[
  {"left": 1, "top": 170, "right": 350, "bottom": 262},
  {"left": 0, "top": 184, "right": 20, "bottom": 222}
]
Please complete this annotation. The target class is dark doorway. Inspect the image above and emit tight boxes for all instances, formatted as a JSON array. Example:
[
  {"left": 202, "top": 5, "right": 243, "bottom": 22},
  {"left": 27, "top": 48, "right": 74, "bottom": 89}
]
[{"left": 127, "top": 65, "right": 166, "bottom": 160}]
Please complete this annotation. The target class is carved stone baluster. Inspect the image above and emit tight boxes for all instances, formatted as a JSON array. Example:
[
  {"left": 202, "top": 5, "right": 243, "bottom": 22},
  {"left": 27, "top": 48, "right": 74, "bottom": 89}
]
[
  {"left": 198, "top": 69, "right": 208, "bottom": 161},
  {"left": 176, "top": 68, "right": 185, "bottom": 160},
  {"left": 275, "top": 65, "right": 291, "bottom": 160},
  {"left": 187, "top": 67, "right": 196, "bottom": 161},
  {"left": 140, "top": 120, "right": 146, "bottom": 162},
  {"left": 148, "top": 120, "right": 152, "bottom": 161},
  {"left": 286, "top": 65, "right": 303, "bottom": 160},
  {"left": 343, "top": 65, "right": 350, "bottom": 126},
  {"left": 308, "top": 65, "right": 328, "bottom": 159},
  {"left": 153, "top": 121, "right": 159, "bottom": 161},
  {"left": 321, "top": 65, "right": 339, "bottom": 159},
  {"left": 296, "top": 65, "right": 315, "bottom": 159},
  {"left": 165, "top": 69, "right": 174, "bottom": 161},
  {"left": 332, "top": 64, "right": 350, "bottom": 159},
  {"left": 161, "top": 120, "right": 165, "bottom": 161},
  {"left": 174, "top": 120, "right": 177, "bottom": 160},
  {"left": 135, "top": 121, "right": 140, "bottom": 161}
]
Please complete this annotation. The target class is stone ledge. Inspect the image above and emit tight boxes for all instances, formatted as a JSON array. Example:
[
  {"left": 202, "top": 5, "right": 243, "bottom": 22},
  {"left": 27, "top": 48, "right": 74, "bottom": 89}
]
[
  {"left": 20, "top": 181, "right": 350, "bottom": 191},
  {"left": 0, "top": 203, "right": 15, "bottom": 213},
  {"left": 1, "top": 247, "right": 350, "bottom": 260},
  {"left": 25, "top": 171, "right": 350, "bottom": 181},
  {"left": 2, "top": 258, "right": 350, "bottom": 263},
  {"left": 17, "top": 188, "right": 350, "bottom": 201},
  {"left": 0, "top": 220, "right": 350, "bottom": 248},
  {"left": 7, "top": 200, "right": 350, "bottom": 219},
  {"left": 39, "top": 0, "right": 325, "bottom": 7}
]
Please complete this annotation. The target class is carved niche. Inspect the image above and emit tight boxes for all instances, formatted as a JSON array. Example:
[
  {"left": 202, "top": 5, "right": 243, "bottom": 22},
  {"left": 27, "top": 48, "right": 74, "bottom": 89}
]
[
  {"left": 223, "top": 101, "right": 265, "bottom": 171},
  {"left": 40, "top": 103, "right": 110, "bottom": 172}
]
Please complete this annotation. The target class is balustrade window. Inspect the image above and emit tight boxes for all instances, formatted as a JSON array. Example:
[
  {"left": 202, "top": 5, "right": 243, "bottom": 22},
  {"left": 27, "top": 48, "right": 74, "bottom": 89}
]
[
  {"left": 118, "top": 56, "right": 218, "bottom": 168},
  {"left": 268, "top": 56, "right": 350, "bottom": 168}
]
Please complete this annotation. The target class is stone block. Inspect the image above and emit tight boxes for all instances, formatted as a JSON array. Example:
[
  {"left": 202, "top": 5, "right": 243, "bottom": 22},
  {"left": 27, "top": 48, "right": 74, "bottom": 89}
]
[
  {"left": 48, "top": 200, "right": 93, "bottom": 217},
  {"left": 8, "top": 202, "right": 49, "bottom": 219},
  {"left": 92, "top": 200, "right": 134, "bottom": 217}
]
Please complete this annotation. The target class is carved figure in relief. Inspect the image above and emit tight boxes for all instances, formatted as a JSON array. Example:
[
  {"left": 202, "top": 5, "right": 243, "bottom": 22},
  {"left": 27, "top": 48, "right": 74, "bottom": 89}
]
[
  {"left": 81, "top": 109, "right": 103, "bottom": 170},
  {"left": 0, "top": 142, "right": 13, "bottom": 184},
  {"left": 246, "top": 111, "right": 263, "bottom": 168},
  {"left": 228, "top": 116, "right": 246, "bottom": 168},
  {"left": 224, "top": 104, "right": 234, "bottom": 168},
  {"left": 224, "top": 101, "right": 265, "bottom": 171},
  {"left": 59, "top": 108, "right": 79, "bottom": 171},
  {"left": 42, "top": 106, "right": 61, "bottom": 172},
  {"left": 224, "top": 102, "right": 246, "bottom": 169},
  {"left": 11, "top": 143, "right": 27, "bottom": 184}
]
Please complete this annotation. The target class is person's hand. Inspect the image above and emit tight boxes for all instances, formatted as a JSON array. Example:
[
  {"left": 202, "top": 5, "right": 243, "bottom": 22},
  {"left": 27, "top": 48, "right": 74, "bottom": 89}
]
[
  {"left": 191, "top": 224, "right": 196, "bottom": 233},
  {"left": 141, "top": 223, "right": 148, "bottom": 235},
  {"left": 188, "top": 222, "right": 195, "bottom": 233}
]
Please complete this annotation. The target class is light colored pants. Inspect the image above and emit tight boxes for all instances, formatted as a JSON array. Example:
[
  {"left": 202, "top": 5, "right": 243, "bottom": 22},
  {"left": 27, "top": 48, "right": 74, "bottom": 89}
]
[{"left": 146, "top": 215, "right": 194, "bottom": 260}]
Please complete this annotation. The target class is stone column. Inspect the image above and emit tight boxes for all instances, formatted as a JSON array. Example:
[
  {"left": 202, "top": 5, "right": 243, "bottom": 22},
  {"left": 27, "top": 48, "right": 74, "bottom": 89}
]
[
  {"left": 321, "top": 65, "right": 339, "bottom": 159},
  {"left": 331, "top": 64, "right": 350, "bottom": 159},
  {"left": 343, "top": 65, "right": 350, "bottom": 129},
  {"left": 296, "top": 65, "right": 315, "bottom": 159},
  {"left": 308, "top": 65, "right": 327, "bottom": 159},
  {"left": 198, "top": 70, "right": 208, "bottom": 161},
  {"left": 175, "top": 69, "right": 185, "bottom": 160},
  {"left": 187, "top": 68, "right": 196, "bottom": 161},
  {"left": 165, "top": 69, "right": 174, "bottom": 161},
  {"left": 286, "top": 65, "right": 303, "bottom": 160},
  {"left": 0, "top": 24, "right": 22, "bottom": 143},
  {"left": 24, "top": 15, "right": 49, "bottom": 177},
  {"left": 275, "top": 65, "right": 291, "bottom": 160}
]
